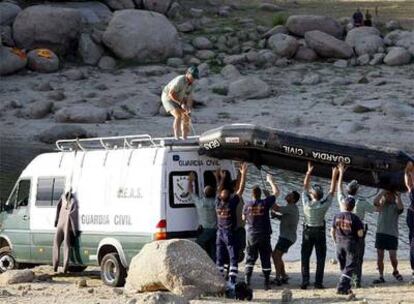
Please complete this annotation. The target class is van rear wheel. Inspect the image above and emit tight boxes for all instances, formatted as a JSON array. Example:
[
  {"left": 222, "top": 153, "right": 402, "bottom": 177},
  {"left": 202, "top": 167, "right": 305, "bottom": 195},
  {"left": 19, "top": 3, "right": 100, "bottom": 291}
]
[
  {"left": 100, "top": 253, "right": 126, "bottom": 287},
  {"left": 0, "top": 247, "right": 18, "bottom": 273}
]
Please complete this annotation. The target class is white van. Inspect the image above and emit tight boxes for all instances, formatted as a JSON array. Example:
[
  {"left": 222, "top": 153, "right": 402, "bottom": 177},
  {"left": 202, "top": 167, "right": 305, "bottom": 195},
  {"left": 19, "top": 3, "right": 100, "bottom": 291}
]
[{"left": 0, "top": 134, "right": 237, "bottom": 286}]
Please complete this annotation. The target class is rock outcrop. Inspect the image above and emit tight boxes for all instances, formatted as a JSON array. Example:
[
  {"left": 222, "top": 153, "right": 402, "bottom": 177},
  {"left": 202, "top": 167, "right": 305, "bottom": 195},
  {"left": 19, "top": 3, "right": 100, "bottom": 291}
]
[
  {"left": 305, "top": 30, "right": 353, "bottom": 59},
  {"left": 286, "top": 15, "right": 343, "bottom": 38}
]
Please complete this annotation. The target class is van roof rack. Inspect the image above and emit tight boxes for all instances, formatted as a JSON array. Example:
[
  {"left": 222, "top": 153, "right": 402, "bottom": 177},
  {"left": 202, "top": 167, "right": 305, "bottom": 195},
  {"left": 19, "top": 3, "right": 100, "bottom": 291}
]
[{"left": 55, "top": 134, "right": 199, "bottom": 152}]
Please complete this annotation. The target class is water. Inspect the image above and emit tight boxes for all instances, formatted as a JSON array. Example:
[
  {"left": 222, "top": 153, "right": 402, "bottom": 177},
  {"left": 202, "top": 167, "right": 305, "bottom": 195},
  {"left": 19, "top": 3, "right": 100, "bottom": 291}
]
[{"left": 0, "top": 140, "right": 410, "bottom": 262}]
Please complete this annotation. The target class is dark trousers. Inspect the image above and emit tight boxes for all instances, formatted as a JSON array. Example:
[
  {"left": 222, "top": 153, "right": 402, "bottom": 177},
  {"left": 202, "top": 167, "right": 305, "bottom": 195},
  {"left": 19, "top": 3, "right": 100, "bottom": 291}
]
[
  {"left": 336, "top": 240, "right": 358, "bottom": 293},
  {"left": 196, "top": 228, "right": 216, "bottom": 261},
  {"left": 245, "top": 234, "right": 272, "bottom": 279},
  {"left": 301, "top": 225, "right": 326, "bottom": 285},
  {"left": 408, "top": 208, "right": 414, "bottom": 272},
  {"left": 355, "top": 224, "right": 367, "bottom": 283},
  {"left": 217, "top": 228, "right": 238, "bottom": 283}
]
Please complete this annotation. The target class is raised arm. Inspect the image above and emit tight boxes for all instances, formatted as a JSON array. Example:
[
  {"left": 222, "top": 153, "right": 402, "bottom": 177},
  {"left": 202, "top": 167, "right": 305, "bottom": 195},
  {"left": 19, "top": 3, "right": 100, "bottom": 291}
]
[
  {"left": 236, "top": 162, "right": 248, "bottom": 197},
  {"left": 373, "top": 190, "right": 385, "bottom": 211},
  {"left": 405, "top": 161, "right": 414, "bottom": 192},
  {"left": 395, "top": 192, "right": 404, "bottom": 211},
  {"left": 329, "top": 167, "right": 339, "bottom": 195},
  {"left": 303, "top": 161, "right": 314, "bottom": 191},
  {"left": 337, "top": 163, "right": 347, "bottom": 196},
  {"left": 266, "top": 174, "right": 280, "bottom": 197},
  {"left": 217, "top": 169, "right": 226, "bottom": 194}
]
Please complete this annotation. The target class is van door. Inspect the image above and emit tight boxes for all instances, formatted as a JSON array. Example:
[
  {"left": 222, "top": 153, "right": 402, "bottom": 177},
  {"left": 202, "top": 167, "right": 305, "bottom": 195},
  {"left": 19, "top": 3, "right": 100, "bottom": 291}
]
[{"left": 2, "top": 179, "right": 32, "bottom": 262}]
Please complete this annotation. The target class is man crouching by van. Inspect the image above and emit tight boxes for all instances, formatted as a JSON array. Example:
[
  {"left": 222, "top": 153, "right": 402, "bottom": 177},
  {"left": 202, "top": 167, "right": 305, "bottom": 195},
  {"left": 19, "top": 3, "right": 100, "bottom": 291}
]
[
  {"left": 188, "top": 172, "right": 217, "bottom": 261},
  {"left": 216, "top": 162, "right": 248, "bottom": 286}
]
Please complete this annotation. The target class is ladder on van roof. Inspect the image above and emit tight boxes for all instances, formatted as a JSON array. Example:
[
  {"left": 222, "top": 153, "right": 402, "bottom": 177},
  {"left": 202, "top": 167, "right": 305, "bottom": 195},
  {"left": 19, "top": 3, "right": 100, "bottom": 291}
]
[{"left": 55, "top": 134, "right": 200, "bottom": 152}]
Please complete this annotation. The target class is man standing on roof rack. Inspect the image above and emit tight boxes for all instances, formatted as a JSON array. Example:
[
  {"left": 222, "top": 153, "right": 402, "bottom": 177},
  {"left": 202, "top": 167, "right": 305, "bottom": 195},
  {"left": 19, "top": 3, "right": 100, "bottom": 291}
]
[{"left": 161, "top": 66, "right": 199, "bottom": 140}]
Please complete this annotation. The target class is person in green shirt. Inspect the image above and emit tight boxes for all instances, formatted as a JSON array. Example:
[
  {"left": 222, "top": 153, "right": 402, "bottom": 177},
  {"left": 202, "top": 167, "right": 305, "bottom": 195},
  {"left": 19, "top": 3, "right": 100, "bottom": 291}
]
[
  {"left": 301, "top": 162, "right": 339, "bottom": 290},
  {"left": 373, "top": 190, "right": 404, "bottom": 284},
  {"left": 271, "top": 189, "right": 300, "bottom": 286},
  {"left": 336, "top": 163, "right": 376, "bottom": 287},
  {"left": 161, "top": 66, "right": 198, "bottom": 140},
  {"left": 187, "top": 172, "right": 217, "bottom": 260}
]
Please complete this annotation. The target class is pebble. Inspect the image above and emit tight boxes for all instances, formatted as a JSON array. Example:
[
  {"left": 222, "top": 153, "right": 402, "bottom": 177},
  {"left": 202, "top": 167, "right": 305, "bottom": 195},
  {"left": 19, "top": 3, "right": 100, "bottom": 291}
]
[
  {"left": 47, "top": 91, "right": 65, "bottom": 101},
  {"left": 329, "top": 258, "right": 338, "bottom": 265},
  {"left": 281, "top": 288, "right": 293, "bottom": 302},
  {"left": 0, "top": 289, "right": 13, "bottom": 296},
  {"left": 87, "top": 288, "right": 94, "bottom": 294},
  {"left": 77, "top": 279, "right": 87, "bottom": 288},
  {"left": 37, "top": 82, "right": 54, "bottom": 92},
  {"left": 353, "top": 105, "right": 373, "bottom": 113},
  {"left": 113, "top": 288, "right": 123, "bottom": 295}
]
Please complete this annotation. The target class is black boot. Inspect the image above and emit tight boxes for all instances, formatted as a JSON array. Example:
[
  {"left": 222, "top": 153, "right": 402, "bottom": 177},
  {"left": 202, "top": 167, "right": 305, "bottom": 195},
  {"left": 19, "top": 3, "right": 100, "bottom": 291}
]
[
  {"left": 245, "top": 273, "right": 252, "bottom": 287},
  {"left": 264, "top": 273, "right": 271, "bottom": 290}
]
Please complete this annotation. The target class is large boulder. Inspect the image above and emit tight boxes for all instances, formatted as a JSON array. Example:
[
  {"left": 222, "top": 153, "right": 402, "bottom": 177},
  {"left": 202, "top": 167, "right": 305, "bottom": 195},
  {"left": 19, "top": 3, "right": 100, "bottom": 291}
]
[
  {"left": 192, "top": 36, "right": 213, "bottom": 50},
  {"left": 294, "top": 45, "right": 318, "bottom": 61},
  {"left": 0, "top": 2, "right": 21, "bottom": 26},
  {"left": 102, "top": 10, "right": 182, "bottom": 63},
  {"left": 26, "top": 100, "right": 54, "bottom": 119},
  {"left": 395, "top": 31, "right": 414, "bottom": 56},
  {"left": 55, "top": 105, "right": 108, "bottom": 123},
  {"left": 0, "top": 270, "right": 34, "bottom": 285},
  {"left": 345, "top": 27, "right": 384, "bottom": 56},
  {"left": 27, "top": 49, "right": 60, "bottom": 73},
  {"left": 267, "top": 33, "right": 299, "bottom": 58},
  {"left": 78, "top": 34, "right": 104, "bottom": 65},
  {"left": 0, "top": 47, "right": 27, "bottom": 75},
  {"left": 383, "top": 47, "right": 411, "bottom": 66},
  {"left": 305, "top": 30, "right": 353, "bottom": 59},
  {"left": 286, "top": 15, "right": 343, "bottom": 38},
  {"left": 1, "top": 25, "right": 15, "bottom": 47},
  {"left": 37, "top": 125, "right": 91, "bottom": 144},
  {"left": 228, "top": 77, "right": 270, "bottom": 100},
  {"left": 143, "top": 0, "right": 172, "bottom": 14},
  {"left": 124, "top": 239, "right": 225, "bottom": 299},
  {"left": 13, "top": 6, "right": 82, "bottom": 56}
]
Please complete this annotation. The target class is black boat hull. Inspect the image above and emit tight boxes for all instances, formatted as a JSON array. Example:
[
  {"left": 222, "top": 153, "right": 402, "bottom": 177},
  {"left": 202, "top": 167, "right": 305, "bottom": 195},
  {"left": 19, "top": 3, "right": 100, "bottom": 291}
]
[{"left": 198, "top": 124, "right": 413, "bottom": 192}]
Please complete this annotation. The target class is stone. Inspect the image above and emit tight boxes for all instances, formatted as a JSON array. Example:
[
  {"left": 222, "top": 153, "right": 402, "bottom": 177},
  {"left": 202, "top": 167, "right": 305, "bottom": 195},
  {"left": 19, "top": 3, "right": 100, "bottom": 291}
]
[
  {"left": 395, "top": 31, "right": 414, "bottom": 56},
  {"left": 357, "top": 54, "right": 370, "bottom": 66},
  {"left": 301, "top": 73, "right": 321, "bottom": 85},
  {"left": 55, "top": 105, "right": 108, "bottom": 123},
  {"left": 262, "top": 25, "right": 289, "bottom": 39},
  {"left": 369, "top": 53, "right": 385, "bottom": 65},
  {"left": 77, "top": 279, "right": 87, "bottom": 288},
  {"left": 0, "top": 47, "right": 27, "bottom": 76},
  {"left": 345, "top": 27, "right": 384, "bottom": 56},
  {"left": 267, "top": 33, "right": 299, "bottom": 58},
  {"left": 218, "top": 6, "right": 230, "bottom": 17},
  {"left": 177, "top": 21, "right": 194, "bottom": 33},
  {"left": 132, "top": 292, "right": 186, "bottom": 304},
  {"left": 337, "top": 122, "right": 363, "bottom": 134},
  {"left": 13, "top": 6, "right": 82, "bottom": 56},
  {"left": 63, "top": 69, "right": 86, "bottom": 81},
  {"left": 259, "top": 3, "right": 282, "bottom": 12},
  {"left": 294, "top": 46, "right": 318, "bottom": 61},
  {"left": 357, "top": 76, "right": 369, "bottom": 84},
  {"left": 197, "top": 63, "right": 209, "bottom": 78},
  {"left": 190, "top": 8, "right": 204, "bottom": 18},
  {"left": 286, "top": 15, "right": 343, "bottom": 38},
  {"left": 223, "top": 54, "right": 246, "bottom": 65},
  {"left": 221, "top": 64, "right": 240, "bottom": 80},
  {"left": 143, "top": 0, "right": 172, "bottom": 14},
  {"left": 353, "top": 105, "right": 372, "bottom": 113},
  {"left": 182, "top": 43, "right": 195, "bottom": 55},
  {"left": 334, "top": 59, "right": 348, "bottom": 68},
  {"left": 0, "top": 270, "right": 34, "bottom": 285},
  {"left": 305, "top": 30, "right": 353, "bottom": 59},
  {"left": 48, "top": 91, "right": 66, "bottom": 102},
  {"left": 1, "top": 25, "right": 15, "bottom": 47},
  {"left": 195, "top": 50, "right": 216, "bottom": 60},
  {"left": 192, "top": 37, "right": 213, "bottom": 50},
  {"left": 386, "top": 20, "right": 401, "bottom": 31},
  {"left": 258, "top": 49, "right": 277, "bottom": 64},
  {"left": 37, "top": 82, "right": 54, "bottom": 92},
  {"left": 27, "top": 101, "right": 54, "bottom": 119},
  {"left": 228, "top": 77, "right": 270, "bottom": 100},
  {"left": 103, "top": 0, "right": 135, "bottom": 10},
  {"left": 0, "top": 2, "right": 21, "bottom": 26},
  {"left": 281, "top": 288, "right": 293, "bottom": 302},
  {"left": 38, "top": 125, "right": 90, "bottom": 144},
  {"left": 124, "top": 240, "right": 225, "bottom": 298},
  {"left": 384, "top": 47, "right": 412, "bottom": 66},
  {"left": 384, "top": 30, "right": 409, "bottom": 46},
  {"left": 78, "top": 34, "right": 104, "bottom": 65},
  {"left": 103, "top": 10, "right": 182, "bottom": 63},
  {"left": 166, "top": 57, "right": 184, "bottom": 67},
  {"left": 98, "top": 56, "right": 116, "bottom": 70},
  {"left": 27, "top": 49, "right": 60, "bottom": 73}
]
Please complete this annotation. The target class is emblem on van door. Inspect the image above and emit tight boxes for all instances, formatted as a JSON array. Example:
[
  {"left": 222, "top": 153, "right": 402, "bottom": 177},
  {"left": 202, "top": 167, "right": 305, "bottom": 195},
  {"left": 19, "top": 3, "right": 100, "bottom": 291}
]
[{"left": 173, "top": 176, "right": 192, "bottom": 205}]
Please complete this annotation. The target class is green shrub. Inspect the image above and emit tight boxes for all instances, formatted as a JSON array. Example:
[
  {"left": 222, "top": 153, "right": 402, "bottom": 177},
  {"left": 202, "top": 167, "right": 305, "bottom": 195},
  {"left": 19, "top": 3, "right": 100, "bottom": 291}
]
[{"left": 272, "top": 12, "right": 289, "bottom": 27}]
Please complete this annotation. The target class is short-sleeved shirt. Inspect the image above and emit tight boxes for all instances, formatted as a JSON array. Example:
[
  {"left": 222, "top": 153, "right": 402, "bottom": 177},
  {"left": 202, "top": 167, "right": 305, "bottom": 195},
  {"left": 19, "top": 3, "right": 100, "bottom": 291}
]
[
  {"left": 376, "top": 202, "right": 404, "bottom": 238},
  {"left": 162, "top": 75, "right": 193, "bottom": 103},
  {"left": 337, "top": 192, "right": 375, "bottom": 222},
  {"left": 332, "top": 211, "right": 363, "bottom": 242},
  {"left": 407, "top": 189, "right": 414, "bottom": 231},
  {"left": 302, "top": 192, "right": 333, "bottom": 227},
  {"left": 277, "top": 204, "right": 299, "bottom": 243},
  {"left": 190, "top": 194, "right": 217, "bottom": 229},
  {"left": 216, "top": 195, "right": 240, "bottom": 230},
  {"left": 243, "top": 196, "right": 276, "bottom": 235}
]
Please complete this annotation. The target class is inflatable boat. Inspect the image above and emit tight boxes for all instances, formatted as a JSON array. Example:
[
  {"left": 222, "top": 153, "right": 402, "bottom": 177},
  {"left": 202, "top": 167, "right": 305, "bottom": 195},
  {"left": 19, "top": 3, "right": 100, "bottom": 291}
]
[{"left": 198, "top": 124, "right": 413, "bottom": 192}]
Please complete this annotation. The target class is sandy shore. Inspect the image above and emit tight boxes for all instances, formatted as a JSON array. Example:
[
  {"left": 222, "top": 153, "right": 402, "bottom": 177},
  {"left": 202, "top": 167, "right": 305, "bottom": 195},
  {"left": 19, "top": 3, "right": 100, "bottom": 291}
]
[{"left": 1, "top": 260, "right": 413, "bottom": 304}]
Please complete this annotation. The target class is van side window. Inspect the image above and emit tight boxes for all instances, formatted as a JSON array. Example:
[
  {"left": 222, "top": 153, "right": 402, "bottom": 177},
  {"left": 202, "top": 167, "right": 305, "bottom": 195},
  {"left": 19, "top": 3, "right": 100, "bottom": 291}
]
[
  {"left": 36, "top": 177, "right": 66, "bottom": 207},
  {"left": 11, "top": 179, "right": 31, "bottom": 208},
  {"left": 169, "top": 171, "right": 198, "bottom": 208},
  {"left": 203, "top": 170, "right": 231, "bottom": 190}
]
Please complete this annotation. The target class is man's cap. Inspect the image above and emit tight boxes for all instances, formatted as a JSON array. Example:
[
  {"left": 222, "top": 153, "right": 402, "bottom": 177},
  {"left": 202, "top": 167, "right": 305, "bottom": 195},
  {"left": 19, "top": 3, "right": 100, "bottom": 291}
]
[
  {"left": 346, "top": 180, "right": 359, "bottom": 193},
  {"left": 311, "top": 184, "right": 324, "bottom": 198},
  {"left": 344, "top": 196, "right": 356, "bottom": 209},
  {"left": 186, "top": 66, "right": 199, "bottom": 79}
]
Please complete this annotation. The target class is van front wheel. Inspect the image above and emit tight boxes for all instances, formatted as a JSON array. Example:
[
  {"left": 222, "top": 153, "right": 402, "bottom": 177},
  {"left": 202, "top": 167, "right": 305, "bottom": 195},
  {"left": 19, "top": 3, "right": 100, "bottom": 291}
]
[
  {"left": 100, "top": 253, "right": 126, "bottom": 287},
  {"left": 0, "top": 247, "right": 17, "bottom": 273}
]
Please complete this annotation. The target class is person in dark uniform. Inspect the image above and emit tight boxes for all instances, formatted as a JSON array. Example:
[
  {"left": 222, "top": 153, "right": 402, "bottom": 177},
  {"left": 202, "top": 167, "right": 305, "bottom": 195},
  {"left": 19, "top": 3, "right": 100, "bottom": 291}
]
[
  {"left": 216, "top": 162, "right": 248, "bottom": 286},
  {"left": 405, "top": 161, "right": 414, "bottom": 284},
  {"left": 301, "top": 162, "right": 339, "bottom": 289},
  {"left": 243, "top": 174, "right": 280, "bottom": 290},
  {"left": 373, "top": 190, "right": 404, "bottom": 284},
  {"left": 337, "top": 163, "right": 376, "bottom": 287},
  {"left": 331, "top": 197, "right": 364, "bottom": 298},
  {"left": 352, "top": 8, "right": 364, "bottom": 27}
]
